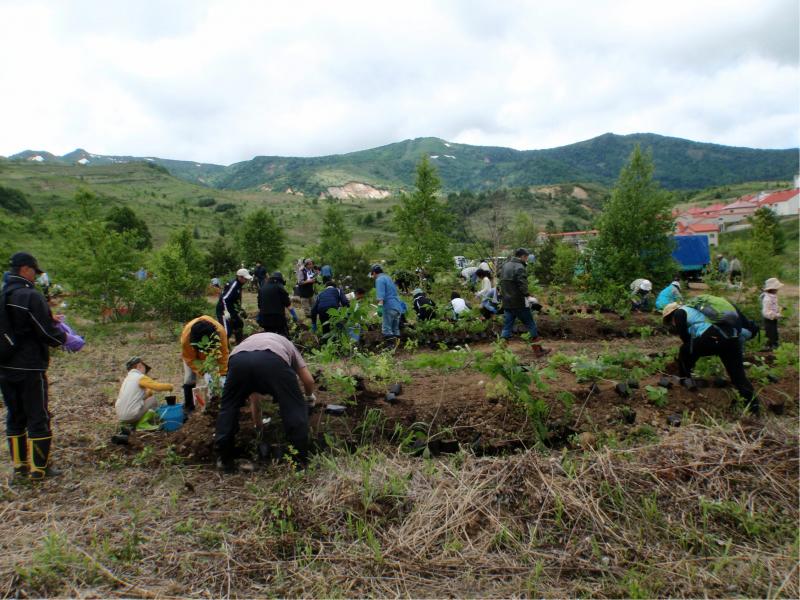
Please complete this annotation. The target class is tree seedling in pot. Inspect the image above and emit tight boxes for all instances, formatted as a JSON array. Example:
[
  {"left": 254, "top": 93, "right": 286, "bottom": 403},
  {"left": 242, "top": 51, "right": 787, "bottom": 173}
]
[
  {"left": 645, "top": 385, "right": 668, "bottom": 407},
  {"left": 619, "top": 405, "right": 636, "bottom": 424},
  {"left": 657, "top": 376, "right": 673, "bottom": 389},
  {"left": 614, "top": 382, "right": 630, "bottom": 397},
  {"left": 666, "top": 414, "right": 682, "bottom": 427},
  {"left": 626, "top": 380, "right": 640, "bottom": 389},
  {"left": 680, "top": 377, "right": 698, "bottom": 391},
  {"left": 712, "top": 376, "right": 729, "bottom": 388}
]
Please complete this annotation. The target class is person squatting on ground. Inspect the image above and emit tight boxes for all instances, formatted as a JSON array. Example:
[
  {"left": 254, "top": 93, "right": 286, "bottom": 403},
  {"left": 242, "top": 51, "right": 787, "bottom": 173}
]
[
  {"left": 500, "top": 248, "right": 545, "bottom": 352},
  {"left": 761, "top": 278, "right": 783, "bottom": 350},
  {"left": 450, "top": 292, "right": 469, "bottom": 318},
  {"left": 661, "top": 302, "right": 759, "bottom": 414},
  {"left": 214, "top": 332, "right": 316, "bottom": 472},
  {"left": 115, "top": 357, "right": 173, "bottom": 426},
  {"left": 655, "top": 280, "right": 682, "bottom": 311},
  {"left": 370, "top": 264, "right": 406, "bottom": 340},
  {"left": 412, "top": 288, "right": 436, "bottom": 321},
  {"left": 296, "top": 258, "right": 318, "bottom": 318},
  {"left": 181, "top": 315, "right": 229, "bottom": 411},
  {"left": 257, "top": 272, "right": 297, "bottom": 338},
  {"left": 311, "top": 280, "right": 349, "bottom": 340},
  {"left": 0, "top": 253, "right": 68, "bottom": 481},
  {"left": 474, "top": 268, "right": 499, "bottom": 317},
  {"left": 630, "top": 278, "right": 653, "bottom": 311},
  {"left": 216, "top": 268, "right": 252, "bottom": 345}
]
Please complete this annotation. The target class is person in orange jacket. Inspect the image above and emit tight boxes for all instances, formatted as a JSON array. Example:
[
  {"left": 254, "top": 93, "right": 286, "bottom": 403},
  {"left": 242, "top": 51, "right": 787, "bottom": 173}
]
[{"left": 180, "top": 315, "right": 229, "bottom": 412}]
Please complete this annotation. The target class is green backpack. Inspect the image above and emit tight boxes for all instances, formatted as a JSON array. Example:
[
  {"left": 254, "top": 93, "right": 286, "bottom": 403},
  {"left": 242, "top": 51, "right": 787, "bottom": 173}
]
[{"left": 684, "top": 295, "right": 740, "bottom": 329}]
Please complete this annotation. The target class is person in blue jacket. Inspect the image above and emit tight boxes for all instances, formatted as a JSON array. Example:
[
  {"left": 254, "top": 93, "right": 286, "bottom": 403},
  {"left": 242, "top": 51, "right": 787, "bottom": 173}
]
[
  {"left": 369, "top": 264, "right": 406, "bottom": 340},
  {"left": 311, "top": 280, "right": 349, "bottom": 340},
  {"left": 655, "top": 280, "right": 682, "bottom": 310}
]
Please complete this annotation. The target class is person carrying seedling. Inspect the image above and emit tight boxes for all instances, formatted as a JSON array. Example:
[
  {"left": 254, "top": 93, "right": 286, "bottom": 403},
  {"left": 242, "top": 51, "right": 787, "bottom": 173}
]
[
  {"left": 214, "top": 332, "right": 316, "bottom": 472},
  {"left": 115, "top": 357, "right": 174, "bottom": 428},
  {"left": 0, "top": 252, "right": 68, "bottom": 482},
  {"left": 655, "top": 280, "right": 682, "bottom": 310},
  {"left": 761, "top": 278, "right": 783, "bottom": 350},
  {"left": 296, "top": 258, "right": 318, "bottom": 318},
  {"left": 500, "top": 248, "right": 547, "bottom": 355},
  {"left": 216, "top": 268, "right": 252, "bottom": 345},
  {"left": 180, "top": 315, "right": 229, "bottom": 412},
  {"left": 629, "top": 278, "right": 653, "bottom": 311},
  {"left": 661, "top": 302, "right": 759, "bottom": 414},
  {"left": 311, "top": 280, "right": 349, "bottom": 341}
]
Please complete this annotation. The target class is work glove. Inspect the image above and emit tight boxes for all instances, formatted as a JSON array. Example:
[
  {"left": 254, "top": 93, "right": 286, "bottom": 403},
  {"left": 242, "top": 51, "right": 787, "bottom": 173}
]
[
  {"left": 223, "top": 310, "right": 231, "bottom": 321},
  {"left": 304, "top": 393, "right": 317, "bottom": 407}
]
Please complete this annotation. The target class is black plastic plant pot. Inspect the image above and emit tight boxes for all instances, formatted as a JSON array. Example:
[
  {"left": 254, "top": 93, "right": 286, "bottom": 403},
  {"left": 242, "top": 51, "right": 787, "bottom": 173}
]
[
  {"left": 712, "top": 376, "right": 729, "bottom": 388},
  {"left": 767, "top": 373, "right": 780, "bottom": 383},
  {"left": 680, "top": 378, "right": 698, "bottom": 391},
  {"left": 694, "top": 378, "right": 710, "bottom": 388},
  {"left": 626, "top": 380, "right": 639, "bottom": 389},
  {"left": 621, "top": 408, "right": 637, "bottom": 424},
  {"left": 658, "top": 376, "right": 673, "bottom": 389},
  {"left": 325, "top": 404, "right": 347, "bottom": 416},
  {"left": 768, "top": 400, "right": 785, "bottom": 415},
  {"left": 389, "top": 383, "right": 403, "bottom": 395},
  {"left": 411, "top": 438, "right": 427, "bottom": 456},
  {"left": 666, "top": 414, "right": 682, "bottom": 427},
  {"left": 614, "top": 383, "right": 630, "bottom": 397},
  {"left": 384, "top": 392, "right": 398, "bottom": 405},
  {"left": 165, "top": 395, "right": 177, "bottom": 406}
]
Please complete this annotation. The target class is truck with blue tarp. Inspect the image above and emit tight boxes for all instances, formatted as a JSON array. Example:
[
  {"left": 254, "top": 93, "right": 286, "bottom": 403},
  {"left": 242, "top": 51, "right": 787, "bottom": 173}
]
[{"left": 672, "top": 235, "right": 710, "bottom": 280}]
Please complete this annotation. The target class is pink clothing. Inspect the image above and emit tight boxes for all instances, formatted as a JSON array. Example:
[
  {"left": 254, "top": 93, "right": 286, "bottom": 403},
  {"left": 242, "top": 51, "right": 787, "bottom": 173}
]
[
  {"left": 230, "top": 332, "right": 307, "bottom": 370},
  {"left": 761, "top": 292, "right": 781, "bottom": 321}
]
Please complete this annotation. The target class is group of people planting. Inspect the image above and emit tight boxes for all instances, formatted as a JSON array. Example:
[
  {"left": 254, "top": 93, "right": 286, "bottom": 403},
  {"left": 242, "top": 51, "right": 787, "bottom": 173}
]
[{"left": 0, "top": 248, "right": 788, "bottom": 480}]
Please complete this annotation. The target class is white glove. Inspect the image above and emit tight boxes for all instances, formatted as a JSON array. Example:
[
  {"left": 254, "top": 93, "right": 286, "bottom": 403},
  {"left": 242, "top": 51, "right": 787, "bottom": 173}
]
[
  {"left": 304, "top": 393, "right": 317, "bottom": 406},
  {"left": 223, "top": 310, "right": 231, "bottom": 321}
]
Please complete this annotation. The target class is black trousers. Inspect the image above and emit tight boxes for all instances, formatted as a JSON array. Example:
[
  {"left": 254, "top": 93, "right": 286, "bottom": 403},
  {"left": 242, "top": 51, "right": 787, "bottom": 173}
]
[
  {"left": 214, "top": 350, "right": 308, "bottom": 461},
  {"left": 0, "top": 370, "right": 51, "bottom": 438},
  {"left": 258, "top": 313, "right": 289, "bottom": 338},
  {"left": 764, "top": 318, "right": 779, "bottom": 347},
  {"left": 678, "top": 332, "right": 755, "bottom": 402}
]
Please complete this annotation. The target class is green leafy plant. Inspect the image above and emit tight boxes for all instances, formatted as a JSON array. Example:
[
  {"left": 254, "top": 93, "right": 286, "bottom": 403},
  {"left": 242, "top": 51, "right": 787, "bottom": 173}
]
[{"left": 645, "top": 385, "right": 668, "bottom": 407}]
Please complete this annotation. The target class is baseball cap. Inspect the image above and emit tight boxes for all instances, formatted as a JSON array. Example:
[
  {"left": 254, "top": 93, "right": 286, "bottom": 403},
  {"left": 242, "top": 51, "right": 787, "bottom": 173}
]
[
  {"left": 10, "top": 252, "right": 43, "bottom": 274},
  {"left": 412, "top": 288, "right": 424, "bottom": 296},
  {"left": 236, "top": 268, "right": 253, "bottom": 280}
]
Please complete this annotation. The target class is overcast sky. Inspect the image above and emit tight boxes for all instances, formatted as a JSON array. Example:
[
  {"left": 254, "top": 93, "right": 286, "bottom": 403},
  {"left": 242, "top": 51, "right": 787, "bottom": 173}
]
[{"left": 1, "top": 0, "right": 797, "bottom": 164}]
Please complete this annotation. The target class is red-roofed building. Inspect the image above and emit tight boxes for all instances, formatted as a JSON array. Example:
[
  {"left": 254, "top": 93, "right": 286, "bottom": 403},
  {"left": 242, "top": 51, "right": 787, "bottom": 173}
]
[
  {"left": 675, "top": 222, "right": 719, "bottom": 246},
  {"left": 757, "top": 189, "right": 799, "bottom": 217}
]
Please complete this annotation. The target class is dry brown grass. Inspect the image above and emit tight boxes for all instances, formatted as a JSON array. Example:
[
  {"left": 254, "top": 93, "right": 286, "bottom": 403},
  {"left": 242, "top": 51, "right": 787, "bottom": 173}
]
[{"left": 0, "top": 318, "right": 797, "bottom": 598}]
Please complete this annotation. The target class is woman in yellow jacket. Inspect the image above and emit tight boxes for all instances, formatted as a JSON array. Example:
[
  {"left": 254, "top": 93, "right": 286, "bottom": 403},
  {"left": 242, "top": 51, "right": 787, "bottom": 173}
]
[{"left": 180, "top": 315, "right": 229, "bottom": 411}]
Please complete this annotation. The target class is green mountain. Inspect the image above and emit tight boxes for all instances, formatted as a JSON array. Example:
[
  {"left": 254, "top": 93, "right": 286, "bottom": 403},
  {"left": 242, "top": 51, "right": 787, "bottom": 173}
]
[{"left": 9, "top": 133, "right": 798, "bottom": 195}]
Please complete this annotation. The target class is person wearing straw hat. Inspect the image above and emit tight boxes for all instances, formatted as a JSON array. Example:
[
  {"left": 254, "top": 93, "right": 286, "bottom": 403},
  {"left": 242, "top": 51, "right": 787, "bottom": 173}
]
[
  {"left": 662, "top": 302, "right": 758, "bottom": 414},
  {"left": 761, "top": 278, "right": 784, "bottom": 350}
]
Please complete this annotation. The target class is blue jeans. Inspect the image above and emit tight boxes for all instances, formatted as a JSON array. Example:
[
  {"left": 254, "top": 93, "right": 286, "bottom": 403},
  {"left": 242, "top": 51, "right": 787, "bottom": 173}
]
[
  {"left": 382, "top": 308, "right": 401, "bottom": 337},
  {"left": 501, "top": 307, "right": 538, "bottom": 339}
]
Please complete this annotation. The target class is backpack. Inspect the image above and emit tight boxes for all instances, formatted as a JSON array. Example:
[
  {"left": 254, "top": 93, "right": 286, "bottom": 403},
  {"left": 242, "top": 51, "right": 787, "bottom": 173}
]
[
  {"left": 684, "top": 294, "right": 740, "bottom": 332},
  {"left": 0, "top": 290, "right": 17, "bottom": 362}
]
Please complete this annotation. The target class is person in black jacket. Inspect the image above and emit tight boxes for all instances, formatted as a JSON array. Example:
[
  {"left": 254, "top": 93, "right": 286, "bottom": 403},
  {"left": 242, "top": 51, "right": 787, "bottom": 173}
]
[
  {"left": 216, "top": 268, "right": 252, "bottom": 344},
  {"left": 0, "top": 253, "right": 67, "bottom": 481},
  {"left": 257, "top": 272, "right": 298, "bottom": 338},
  {"left": 412, "top": 288, "right": 437, "bottom": 321},
  {"left": 311, "top": 281, "right": 349, "bottom": 340},
  {"left": 253, "top": 262, "right": 268, "bottom": 290}
]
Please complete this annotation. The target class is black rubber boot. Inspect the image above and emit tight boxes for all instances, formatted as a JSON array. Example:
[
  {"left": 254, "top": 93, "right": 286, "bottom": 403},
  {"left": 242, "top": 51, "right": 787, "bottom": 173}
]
[
  {"left": 183, "top": 384, "right": 196, "bottom": 412},
  {"left": 7, "top": 434, "right": 28, "bottom": 479},
  {"left": 28, "top": 436, "right": 61, "bottom": 481}
]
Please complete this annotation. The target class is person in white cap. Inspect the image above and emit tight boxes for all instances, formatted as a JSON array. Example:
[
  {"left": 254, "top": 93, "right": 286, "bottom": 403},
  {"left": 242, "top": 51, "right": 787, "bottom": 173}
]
[
  {"left": 761, "top": 278, "right": 783, "bottom": 350},
  {"left": 655, "top": 279, "right": 683, "bottom": 310},
  {"left": 630, "top": 278, "right": 653, "bottom": 312},
  {"left": 216, "top": 268, "right": 252, "bottom": 345}
]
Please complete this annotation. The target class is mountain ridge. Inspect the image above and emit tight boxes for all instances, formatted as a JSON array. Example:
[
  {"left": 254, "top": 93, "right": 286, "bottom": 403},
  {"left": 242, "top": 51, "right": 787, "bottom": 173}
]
[{"left": 8, "top": 132, "right": 798, "bottom": 194}]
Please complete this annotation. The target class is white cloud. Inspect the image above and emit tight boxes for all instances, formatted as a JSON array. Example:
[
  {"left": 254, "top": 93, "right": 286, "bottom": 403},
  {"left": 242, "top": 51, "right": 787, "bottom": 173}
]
[{"left": 0, "top": 0, "right": 796, "bottom": 163}]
